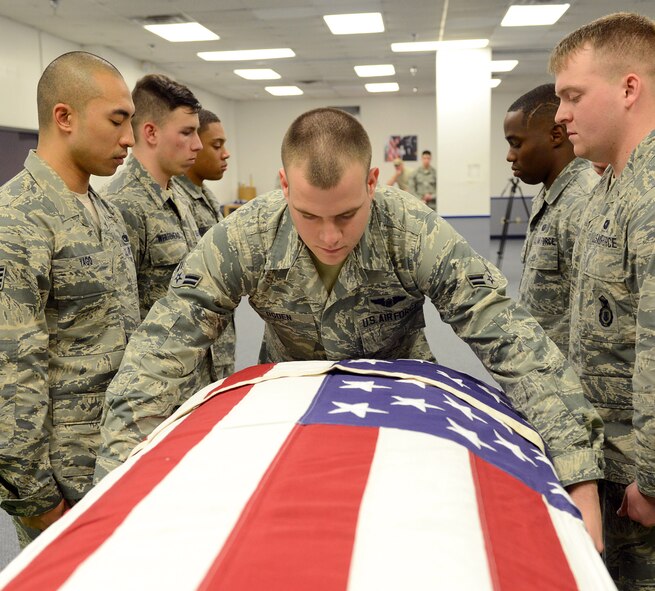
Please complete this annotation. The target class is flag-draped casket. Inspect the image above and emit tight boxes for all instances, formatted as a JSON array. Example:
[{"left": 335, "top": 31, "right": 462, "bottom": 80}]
[{"left": 0, "top": 360, "right": 615, "bottom": 590}]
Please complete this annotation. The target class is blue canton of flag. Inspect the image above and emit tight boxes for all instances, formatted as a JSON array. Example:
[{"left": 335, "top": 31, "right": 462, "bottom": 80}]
[{"left": 300, "top": 359, "right": 580, "bottom": 518}]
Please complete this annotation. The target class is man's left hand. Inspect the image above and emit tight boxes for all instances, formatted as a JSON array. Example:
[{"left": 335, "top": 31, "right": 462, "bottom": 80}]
[{"left": 618, "top": 481, "right": 655, "bottom": 527}]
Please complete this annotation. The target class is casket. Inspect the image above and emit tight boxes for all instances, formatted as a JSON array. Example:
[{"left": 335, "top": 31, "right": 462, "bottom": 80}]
[{"left": 0, "top": 360, "right": 615, "bottom": 590}]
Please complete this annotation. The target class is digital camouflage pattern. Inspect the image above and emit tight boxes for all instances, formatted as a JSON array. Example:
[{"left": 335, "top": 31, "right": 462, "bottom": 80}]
[
  {"left": 172, "top": 175, "right": 235, "bottom": 379},
  {"left": 96, "top": 186, "right": 604, "bottom": 488},
  {"left": 570, "top": 131, "right": 655, "bottom": 494},
  {"left": 408, "top": 165, "right": 437, "bottom": 198},
  {"left": 0, "top": 151, "right": 140, "bottom": 524},
  {"left": 519, "top": 157, "right": 597, "bottom": 353},
  {"left": 103, "top": 155, "right": 200, "bottom": 319}
]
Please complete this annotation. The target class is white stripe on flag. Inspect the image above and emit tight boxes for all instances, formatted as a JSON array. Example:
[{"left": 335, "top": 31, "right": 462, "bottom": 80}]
[
  {"left": 545, "top": 503, "right": 617, "bottom": 591},
  {"left": 347, "top": 428, "right": 493, "bottom": 591},
  {"left": 58, "top": 375, "right": 325, "bottom": 591}
]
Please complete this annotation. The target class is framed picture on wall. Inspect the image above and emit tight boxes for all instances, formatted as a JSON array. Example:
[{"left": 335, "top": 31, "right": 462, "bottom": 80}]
[{"left": 384, "top": 135, "right": 417, "bottom": 162}]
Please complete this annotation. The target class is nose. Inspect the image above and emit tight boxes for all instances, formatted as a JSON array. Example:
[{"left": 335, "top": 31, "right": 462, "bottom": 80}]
[
  {"left": 191, "top": 131, "right": 203, "bottom": 152},
  {"left": 506, "top": 148, "right": 516, "bottom": 163},
  {"left": 555, "top": 103, "right": 569, "bottom": 125},
  {"left": 121, "top": 125, "right": 135, "bottom": 149},
  {"left": 223, "top": 148, "right": 231, "bottom": 160},
  {"left": 319, "top": 220, "right": 341, "bottom": 247}
]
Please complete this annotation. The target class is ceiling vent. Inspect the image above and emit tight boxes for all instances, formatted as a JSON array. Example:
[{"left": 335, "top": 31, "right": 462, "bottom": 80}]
[{"left": 131, "top": 14, "right": 192, "bottom": 26}]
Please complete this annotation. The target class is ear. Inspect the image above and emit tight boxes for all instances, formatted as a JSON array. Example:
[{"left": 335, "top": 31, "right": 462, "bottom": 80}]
[
  {"left": 279, "top": 167, "right": 290, "bottom": 200},
  {"left": 550, "top": 123, "right": 567, "bottom": 147},
  {"left": 367, "top": 167, "right": 379, "bottom": 199},
  {"left": 141, "top": 122, "right": 158, "bottom": 146},
  {"left": 623, "top": 73, "right": 641, "bottom": 108},
  {"left": 52, "top": 103, "right": 74, "bottom": 134}
]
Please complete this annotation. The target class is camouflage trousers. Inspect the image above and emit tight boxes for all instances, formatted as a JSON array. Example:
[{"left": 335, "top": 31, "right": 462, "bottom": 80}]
[{"left": 601, "top": 480, "right": 655, "bottom": 590}]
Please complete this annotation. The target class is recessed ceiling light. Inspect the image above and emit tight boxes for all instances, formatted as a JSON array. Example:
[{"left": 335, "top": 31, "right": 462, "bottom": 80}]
[
  {"left": 501, "top": 4, "right": 570, "bottom": 27},
  {"left": 490, "top": 60, "right": 518, "bottom": 72},
  {"left": 365, "top": 82, "right": 399, "bottom": 93},
  {"left": 490, "top": 79, "right": 502, "bottom": 88},
  {"left": 198, "top": 48, "right": 295, "bottom": 61},
  {"left": 324, "top": 12, "right": 384, "bottom": 35},
  {"left": 234, "top": 69, "right": 281, "bottom": 80},
  {"left": 391, "top": 39, "right": 489, "bottom": 52},
  {"left": 354, "top": 64, "right": 395, "bottom": 78},
  {"left": 265, "top": 86, "right": 303, "bottom": 96},
  {"left": 144, "top": 22, "right": 219, "bottom": 42}
]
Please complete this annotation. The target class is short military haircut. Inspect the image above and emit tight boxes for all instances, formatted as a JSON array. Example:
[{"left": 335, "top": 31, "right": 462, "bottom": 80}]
[
  {"left": 37, "top": 51, "right": 122, "bottom": 129},
  {"left": 508, "top": 83, "right": 560, "bottom": 128},
  {"left": 281, "top": 107, "right": 372, "bottom": 190},
  {"left": 422, "top": 150, "right": 432, "bottom": 157},
  {"left": 198, "top": 109, "right": 221, "bottom": 134},
  {"left": 549, "top": 12, "right": 655, "bottom": 79},
  {"left": 131, "top": 74, "right": 201, "bottom": 135}
]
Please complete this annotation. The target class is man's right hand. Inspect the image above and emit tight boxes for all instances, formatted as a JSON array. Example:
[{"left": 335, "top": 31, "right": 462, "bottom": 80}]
[{"left": 20, "top": 498, "right": 69, "bottom": 531}]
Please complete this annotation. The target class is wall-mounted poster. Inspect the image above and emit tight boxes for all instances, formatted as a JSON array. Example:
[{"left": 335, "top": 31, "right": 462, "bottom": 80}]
[{"left": 384, "top": 135, "right": 417, "bottom": 162}]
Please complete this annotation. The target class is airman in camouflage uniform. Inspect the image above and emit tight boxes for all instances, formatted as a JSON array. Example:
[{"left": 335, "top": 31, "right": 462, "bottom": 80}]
[
  {"left": 504, "top": 83, "right": 597, "bottom": 353},
  {"left": 172, "top": 109, "right": 235, "bottom": 380},
  {"left": 409, "top": 150, "right": 437, "bottom": 209},
  {"left": 551, "top": 12, "right": 655, "bottom": 589},
  {"left": 0, "top": 52, "right": 140, "bottom": 546},
  {"left": 96, "top": 108, "right": 605, "bottom": 549},
  {"left": 104, "top": 154, "right": 200, "bottom": 318}
]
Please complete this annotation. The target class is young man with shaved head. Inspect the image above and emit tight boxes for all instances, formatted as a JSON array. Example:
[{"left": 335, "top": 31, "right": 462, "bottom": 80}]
[
  {"left": 172, "top": 109, "right": 235, "bottom": 380},
  {"left": 0, "top": 51, "right": 140, "bottom": 545},
  {"left": 103, "top": 74, "right": 202, "bottom": 320},
  {"left": 97, "top": 107, "right": 605, "bottom": 551},
  {"left": 551, "top": 12, "right": 655, "bottom": 588},
  {"left": 504, "top": 83, "right": 597, "bottom": 354}
]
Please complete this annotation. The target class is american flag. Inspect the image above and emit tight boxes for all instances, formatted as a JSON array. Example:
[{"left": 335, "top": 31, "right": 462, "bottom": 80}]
[{"left": 0, "top": 360, "right": 614, "bottom": 591}]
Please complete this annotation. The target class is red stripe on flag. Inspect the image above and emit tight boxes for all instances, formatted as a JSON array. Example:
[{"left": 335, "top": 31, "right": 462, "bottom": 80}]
[
  {"left": 470, "top": 453, "right": 578, "bottom": 591},
  {"left": 203, "top": 363, "right": 276, "bottom": 399},
  {"left": 3, "top": 367, "right": 272, "bottom": 591},
  {"left": 198, "top": 424, "right": 379, "bottom": 591}
]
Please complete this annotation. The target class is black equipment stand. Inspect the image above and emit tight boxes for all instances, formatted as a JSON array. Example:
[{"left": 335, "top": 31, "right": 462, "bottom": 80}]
[{"left": 496, "top": 178, "right": 530, "bottom": 269}]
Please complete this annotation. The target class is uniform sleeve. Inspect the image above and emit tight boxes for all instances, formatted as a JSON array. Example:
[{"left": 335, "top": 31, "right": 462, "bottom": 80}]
[
  {"left": 0, "top": 211, "right": 63, "bottom": 516},
  {"left": 95, "top": 219, "right": 249, "bottom": 479},
  {"left": 415, "top": 213, "right": 604, "bottom": 486},
  {"left": 628, "top": 191, "right": 655, "bottom": 496}
]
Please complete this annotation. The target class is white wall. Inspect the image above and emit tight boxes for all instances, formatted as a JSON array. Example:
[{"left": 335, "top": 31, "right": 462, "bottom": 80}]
[{"left": 234, "top": 95, "right": 437, "bottom": 196}]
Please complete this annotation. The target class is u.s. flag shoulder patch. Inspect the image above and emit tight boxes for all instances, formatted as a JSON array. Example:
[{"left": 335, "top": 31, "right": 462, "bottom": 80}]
[
  {"left": 0, "top": 264, "right": 5, "bottom": 291},
  {"left": 171, "top": 270, "right": 202, "bottom": 289}
]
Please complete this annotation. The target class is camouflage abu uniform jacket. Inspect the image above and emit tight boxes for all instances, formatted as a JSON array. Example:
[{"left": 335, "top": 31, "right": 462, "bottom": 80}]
[
  {"left": 103, "top": 155, "right": 200, "bottom": 319},
  {"left": 519, "top": 158, "right": 597, "bottom": 353},
  {"left": 96, "top": 186, "right": 604, "bottom": 487},
  {"left": 409, "top": 166, "right": 437, "bottom": 198},
  {"left": 570, "top": 131, "right": 655, "bottom": 495},
  {"left": 0, "top": 151, "right": 140, "bottom": 517},
  {"left": 172, "top": 175, "right": 235, "bottom": 379}
]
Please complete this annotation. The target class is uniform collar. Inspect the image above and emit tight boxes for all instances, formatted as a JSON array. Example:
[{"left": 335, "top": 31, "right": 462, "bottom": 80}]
[
  {"left": 124, "top": 154, "right": 174, "bottom": 208},
  {"left": 543, "top": 157, "right": 591, "bottom": 206},
  {"left": 23, "top": 150, "right": 100, "bottom": 221},
  {"left": 174, "top": 174, "right": 205, "bottom": 200}
]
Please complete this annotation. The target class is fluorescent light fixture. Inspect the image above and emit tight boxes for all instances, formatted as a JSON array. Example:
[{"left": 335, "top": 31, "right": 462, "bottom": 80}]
[
  {"left": 144, "top": 22, "right": 219, "bottom": 42},
  {"left": 265, "top": 86, "right": 303, "bottom": 96},
  {"left": 490, "top": 60, "right": 518, "bottom": 72},
  {"left": 324, "top": 12, "right": 384, "bottom": 35},
  {"left": 391, "top": 39, "right": 489, "bottom": 52},
  {"left": 234, "top": 68, "right": 281, "bottom": 80},
  {"left": 490, "top": 78, "right": 502, "bottom": 88},
  {"left": 198, "top": 48, "right": 295, "bottom": 61},
  {"left": 501, "top": 4, "right": 570, "bottom": 27},
  {"left": 365, "top": 82, "right": 399, "bottom": 93},
  {"left": 354, "top": 64, "right": 395, "bottom": 78}
]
